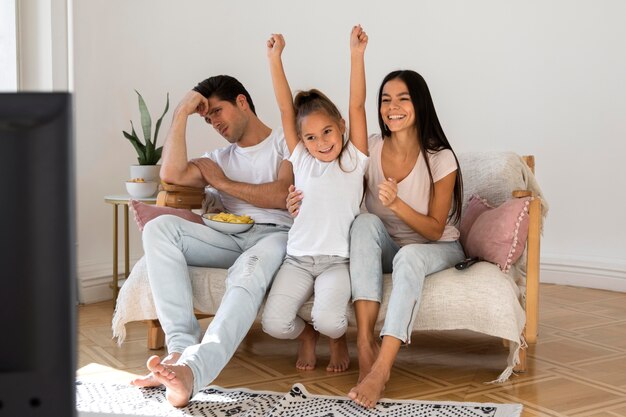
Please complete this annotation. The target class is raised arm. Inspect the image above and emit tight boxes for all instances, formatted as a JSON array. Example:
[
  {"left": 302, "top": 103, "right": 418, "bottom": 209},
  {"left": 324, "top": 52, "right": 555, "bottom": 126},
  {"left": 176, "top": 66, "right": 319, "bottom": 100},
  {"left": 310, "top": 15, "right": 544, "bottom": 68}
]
[
  {"left": 267, "top": 34, "right": 299, "bottom": 154},
  {"left": 349, "top": 25, "right": 369, "bottom": 156},
  {"left": 160, "top": 91, "right": 210, "bottom": 187}
]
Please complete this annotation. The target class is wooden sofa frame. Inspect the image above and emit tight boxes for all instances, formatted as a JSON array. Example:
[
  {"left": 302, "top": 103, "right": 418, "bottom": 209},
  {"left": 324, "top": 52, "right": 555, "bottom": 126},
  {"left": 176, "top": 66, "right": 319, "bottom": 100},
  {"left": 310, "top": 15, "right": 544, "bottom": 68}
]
[{"left": 142, "top": 156, "right": 541, "bottom": 372}]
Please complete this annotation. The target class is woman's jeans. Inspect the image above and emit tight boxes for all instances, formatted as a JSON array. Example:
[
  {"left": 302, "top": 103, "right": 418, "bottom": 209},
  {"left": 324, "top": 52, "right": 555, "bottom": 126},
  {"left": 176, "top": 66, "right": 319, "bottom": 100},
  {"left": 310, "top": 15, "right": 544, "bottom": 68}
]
[
  {"left": 142, "top": 215, "right": 288, "bottom": 394},
  {"left": 350, "top": 213, "right": 465, "bottom": 344}
]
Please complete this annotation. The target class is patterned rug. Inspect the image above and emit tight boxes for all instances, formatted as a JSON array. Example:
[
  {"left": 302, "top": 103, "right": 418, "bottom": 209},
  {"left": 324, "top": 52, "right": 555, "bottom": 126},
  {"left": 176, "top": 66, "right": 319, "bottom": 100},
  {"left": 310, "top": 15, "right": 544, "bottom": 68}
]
[{"left": 76, "top": 380, "right": 522, "bottom": 417}]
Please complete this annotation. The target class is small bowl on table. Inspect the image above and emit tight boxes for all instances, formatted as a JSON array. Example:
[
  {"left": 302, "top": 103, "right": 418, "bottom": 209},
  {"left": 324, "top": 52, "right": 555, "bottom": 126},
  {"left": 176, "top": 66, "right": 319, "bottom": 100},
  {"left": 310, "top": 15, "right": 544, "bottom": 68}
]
[
  {"left": 126, "top": 179, "right": 158, "bottom": 198},
  {"left": 202, "top": 213, "right": 254, "bottom": 234}
]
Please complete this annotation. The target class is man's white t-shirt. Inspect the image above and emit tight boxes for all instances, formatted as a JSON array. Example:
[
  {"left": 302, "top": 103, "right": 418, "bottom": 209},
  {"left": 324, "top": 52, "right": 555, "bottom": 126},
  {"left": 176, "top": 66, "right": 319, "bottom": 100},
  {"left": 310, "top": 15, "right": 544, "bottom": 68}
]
[
  {"left": 287, "top": 141, "right": 369, "bottom": 258},
  {"left": 364, "top": 134, "right": 459, "bottom": 246},
  {"left": 204, "top": 127, "right": 293, "bottom": 227}
]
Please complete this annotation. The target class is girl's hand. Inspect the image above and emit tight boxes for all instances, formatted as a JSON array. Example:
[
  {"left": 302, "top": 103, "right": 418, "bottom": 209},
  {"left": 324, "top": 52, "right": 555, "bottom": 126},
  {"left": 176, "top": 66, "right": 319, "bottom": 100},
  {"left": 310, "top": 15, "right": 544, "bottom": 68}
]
[
  {"left": 350, "top": 24, "right": 368, "bottom": 55},
  {"left": 378, "top": 177, "right": 398, "bottom": 207},
  {"left": 267, "top": 33, "right": 286, "bottom": 59},
  {"left": 286, "top": 184, "right": 302, "bottom": 218}
]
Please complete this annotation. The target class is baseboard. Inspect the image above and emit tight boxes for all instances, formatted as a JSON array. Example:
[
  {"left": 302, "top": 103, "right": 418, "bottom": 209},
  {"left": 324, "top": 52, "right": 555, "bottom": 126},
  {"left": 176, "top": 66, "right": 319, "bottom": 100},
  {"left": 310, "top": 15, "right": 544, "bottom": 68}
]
[
  {"left": 541, "top": 255, "right": 626, "bottom": 293},
  {"left": 78, "top": 258, "right": 140, "bottom": 304}
]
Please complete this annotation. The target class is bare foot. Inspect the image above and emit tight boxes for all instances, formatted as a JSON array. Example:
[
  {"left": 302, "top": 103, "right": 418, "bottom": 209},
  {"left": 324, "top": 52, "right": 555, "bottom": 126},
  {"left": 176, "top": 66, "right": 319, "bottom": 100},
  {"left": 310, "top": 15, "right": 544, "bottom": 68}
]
[
  {"left": 326, "top": 335, "right": 350, "bottom": 372},
  {"left": 348, "top": 365, "right": 389, "bottom": 409},
  {"left": 356, "top": 338, "right": 379, "bottom": 383},
  {"left": 296, "top": 324, "right": 319, "bottom": 371},
  {"left": 130, "top": 352, "right": 181, "bottom": 387},
  {"left": 145, "top": 355, "right": 194, "bottom": 407}
]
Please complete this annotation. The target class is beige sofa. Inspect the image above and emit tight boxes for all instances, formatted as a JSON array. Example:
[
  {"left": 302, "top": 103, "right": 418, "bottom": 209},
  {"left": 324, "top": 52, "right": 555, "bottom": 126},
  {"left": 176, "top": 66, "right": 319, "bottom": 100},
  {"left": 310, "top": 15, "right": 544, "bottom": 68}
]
[{"left": 112, "top": 152, "right": 547, "bottom": 382}]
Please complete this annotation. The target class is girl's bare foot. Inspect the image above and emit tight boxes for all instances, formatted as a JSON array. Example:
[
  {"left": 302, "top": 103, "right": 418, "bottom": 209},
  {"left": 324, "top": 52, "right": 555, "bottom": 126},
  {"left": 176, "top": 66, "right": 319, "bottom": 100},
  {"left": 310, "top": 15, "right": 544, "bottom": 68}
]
[
  {"left": 348, "top": 364, "right": 389, "bottom": 409},
  {"left": 326, "top": 335, "right": 350, "bottom": 372},
  {"left": 296, "top": 324, "right": 319, "bottom": 371},
  {"left": 356, "top": 338, "right": 379, "bottom": 382},
  {"left": 145, "top": 355, "right": 194, "bottom": 407},
  {"left": 130, "top": 352, "right": 181, "bottom": 387}
]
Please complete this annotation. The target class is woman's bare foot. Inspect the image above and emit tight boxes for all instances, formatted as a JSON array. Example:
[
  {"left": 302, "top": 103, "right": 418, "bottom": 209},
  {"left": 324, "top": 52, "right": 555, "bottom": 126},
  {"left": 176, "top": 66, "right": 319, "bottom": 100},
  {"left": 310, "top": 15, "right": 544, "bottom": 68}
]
[
  {"left": 356, "top": 338, "right": 379, "bottom": 382},
  {"left": 145, "top": 355, "right": 194, "bottom": 407},
  {"left": 326, "top": 335, "right": 350, "bottom": 372},
  {"left": 130, "top": 352, "right": 181, "bottom": 387},
  {"left": 348, "top": 364, "right": 389, "bottom": 409},
  {"left": 296, "top": 324, "right": 319, "bottom": 371}
]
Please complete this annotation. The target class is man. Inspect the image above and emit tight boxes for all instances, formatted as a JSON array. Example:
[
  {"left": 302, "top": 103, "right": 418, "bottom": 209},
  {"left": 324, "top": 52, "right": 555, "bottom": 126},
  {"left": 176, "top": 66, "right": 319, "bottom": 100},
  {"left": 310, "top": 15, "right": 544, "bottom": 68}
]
[{"left": 131, "top": 75, "right": 293, "bottom": 407}]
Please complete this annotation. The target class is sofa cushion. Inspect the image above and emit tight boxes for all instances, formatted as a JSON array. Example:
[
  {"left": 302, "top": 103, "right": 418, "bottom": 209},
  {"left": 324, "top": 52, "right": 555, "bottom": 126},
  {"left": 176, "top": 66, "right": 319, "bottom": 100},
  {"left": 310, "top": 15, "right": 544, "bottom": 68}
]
[{"left": 460, "top": 195, "right": 531, "bottom": 272}]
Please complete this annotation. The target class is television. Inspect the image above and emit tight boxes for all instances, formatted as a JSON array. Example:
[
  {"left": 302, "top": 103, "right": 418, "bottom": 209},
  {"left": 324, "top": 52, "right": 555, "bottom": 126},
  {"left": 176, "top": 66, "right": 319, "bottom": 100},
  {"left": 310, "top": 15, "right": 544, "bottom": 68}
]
[{"left": 0, "top": 93, "right": 76, "bottom": 416}]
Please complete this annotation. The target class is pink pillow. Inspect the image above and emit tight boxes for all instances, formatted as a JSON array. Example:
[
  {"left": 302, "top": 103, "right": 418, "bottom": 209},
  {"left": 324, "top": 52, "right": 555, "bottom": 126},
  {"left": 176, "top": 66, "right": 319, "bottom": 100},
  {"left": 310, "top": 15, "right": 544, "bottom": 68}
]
[
  {"left": 130, "top": 200, "right": 203, "bottom": 231},
  {"left": 459, "top": 194, "right": 532, "bottom": 272}
]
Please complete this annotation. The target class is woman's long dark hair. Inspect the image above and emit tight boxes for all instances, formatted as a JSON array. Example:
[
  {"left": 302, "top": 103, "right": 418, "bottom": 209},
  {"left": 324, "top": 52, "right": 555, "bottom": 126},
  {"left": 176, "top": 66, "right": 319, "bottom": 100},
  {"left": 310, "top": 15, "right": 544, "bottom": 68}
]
[{"left": 377, "top": 70, "right": 463, "bottom": 224}]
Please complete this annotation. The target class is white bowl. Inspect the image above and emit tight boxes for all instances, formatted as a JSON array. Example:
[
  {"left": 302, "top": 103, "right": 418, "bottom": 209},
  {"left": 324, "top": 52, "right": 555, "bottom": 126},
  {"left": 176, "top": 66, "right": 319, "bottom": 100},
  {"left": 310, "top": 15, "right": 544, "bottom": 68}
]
[
  {"left": 126, "top": 180, "right": 158, "bottom": 198},
  {"left": 202, "top": 213, "right": 254, "bottom": 234}
]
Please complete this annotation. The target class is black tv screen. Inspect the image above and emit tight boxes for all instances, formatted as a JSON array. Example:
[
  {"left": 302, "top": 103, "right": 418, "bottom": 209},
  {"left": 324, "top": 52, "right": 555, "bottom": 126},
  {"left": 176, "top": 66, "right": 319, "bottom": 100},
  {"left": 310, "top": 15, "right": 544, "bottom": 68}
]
[{"left": 0, "top": 92, "right": 75, "bottom": 416}]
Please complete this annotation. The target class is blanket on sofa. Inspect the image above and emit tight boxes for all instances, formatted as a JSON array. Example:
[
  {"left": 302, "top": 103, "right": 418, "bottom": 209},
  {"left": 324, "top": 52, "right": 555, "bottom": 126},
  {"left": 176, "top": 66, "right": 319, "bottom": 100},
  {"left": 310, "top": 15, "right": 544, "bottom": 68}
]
[{"left": 112, "top": 152, "right": 547, "bottom": 383}]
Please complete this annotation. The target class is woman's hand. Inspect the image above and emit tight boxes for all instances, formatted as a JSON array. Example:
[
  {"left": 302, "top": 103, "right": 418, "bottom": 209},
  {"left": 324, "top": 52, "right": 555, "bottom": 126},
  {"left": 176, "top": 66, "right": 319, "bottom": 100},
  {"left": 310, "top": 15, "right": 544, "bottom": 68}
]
[
  {"left": 266, "top": 33, "right": 286, "bottom": 59},
  {"left": 286, "top": 184, "right": 302, "bottom": 218},
  {"left": 378, "top": 177, "right": 398, "bottom": 208}
]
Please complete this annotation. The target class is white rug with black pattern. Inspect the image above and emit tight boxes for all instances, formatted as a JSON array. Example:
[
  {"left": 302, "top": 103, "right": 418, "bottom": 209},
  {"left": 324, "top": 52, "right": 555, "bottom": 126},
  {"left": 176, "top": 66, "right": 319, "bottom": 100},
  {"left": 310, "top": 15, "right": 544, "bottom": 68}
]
[{"left": 76, "top": 380, "right": 522, "bottom": 417}]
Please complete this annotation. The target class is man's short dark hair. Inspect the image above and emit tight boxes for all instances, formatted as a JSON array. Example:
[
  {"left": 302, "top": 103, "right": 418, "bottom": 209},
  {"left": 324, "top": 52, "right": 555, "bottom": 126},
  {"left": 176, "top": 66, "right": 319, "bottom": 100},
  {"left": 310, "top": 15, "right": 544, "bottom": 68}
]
[{"left": 193, "top": 75, "right": 256, "bottom": 115}]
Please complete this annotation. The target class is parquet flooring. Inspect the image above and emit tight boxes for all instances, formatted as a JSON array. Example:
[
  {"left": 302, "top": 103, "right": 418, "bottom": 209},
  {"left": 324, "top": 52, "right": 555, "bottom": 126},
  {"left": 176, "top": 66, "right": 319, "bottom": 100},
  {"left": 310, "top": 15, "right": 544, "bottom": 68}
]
[{"left": 77, "top": 283, "right": 626, "bottom": 416}]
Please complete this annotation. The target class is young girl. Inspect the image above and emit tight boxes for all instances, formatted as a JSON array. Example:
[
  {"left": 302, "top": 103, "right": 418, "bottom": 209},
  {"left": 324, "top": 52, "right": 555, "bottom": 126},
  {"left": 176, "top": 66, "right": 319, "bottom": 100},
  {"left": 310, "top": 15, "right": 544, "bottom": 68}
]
[{"left": 261, "top": 26, "right": 369, "bottom": 372}]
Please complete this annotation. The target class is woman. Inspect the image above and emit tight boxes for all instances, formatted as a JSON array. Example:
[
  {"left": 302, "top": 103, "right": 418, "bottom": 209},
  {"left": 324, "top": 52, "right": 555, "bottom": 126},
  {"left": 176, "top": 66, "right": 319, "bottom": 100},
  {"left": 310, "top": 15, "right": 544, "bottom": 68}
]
[{"left": 288, "top": 69, "right": 465, "bottom": 408}]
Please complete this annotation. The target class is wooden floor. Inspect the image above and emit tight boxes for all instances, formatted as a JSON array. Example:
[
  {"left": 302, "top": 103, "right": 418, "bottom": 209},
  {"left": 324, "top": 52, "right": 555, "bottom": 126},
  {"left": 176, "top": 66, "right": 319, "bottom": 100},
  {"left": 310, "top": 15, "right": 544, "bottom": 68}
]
[{"left": 78, "top": 283, "right": 626, "bottom": 416}]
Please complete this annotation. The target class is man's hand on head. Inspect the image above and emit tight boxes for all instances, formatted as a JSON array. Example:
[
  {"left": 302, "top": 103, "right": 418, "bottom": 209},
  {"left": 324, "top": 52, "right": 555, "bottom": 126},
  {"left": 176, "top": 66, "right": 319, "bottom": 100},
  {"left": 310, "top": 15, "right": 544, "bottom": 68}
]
[
  {"left": 176, "top": 91, "right": 209, "bottom": 118},
  {"left": 191, "top": 158, "right": 228, "bottom": 190}
]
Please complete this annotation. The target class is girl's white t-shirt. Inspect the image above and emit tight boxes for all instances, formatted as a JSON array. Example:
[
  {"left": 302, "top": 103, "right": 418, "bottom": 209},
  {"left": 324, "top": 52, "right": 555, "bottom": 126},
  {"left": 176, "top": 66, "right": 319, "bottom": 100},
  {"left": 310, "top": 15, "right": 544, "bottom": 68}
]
[
  {"left": 364, "top": 134, "right": 459, "bottom": 246},
  {"left": 287, "top": 141, "right": 369, "bottom": 257}
]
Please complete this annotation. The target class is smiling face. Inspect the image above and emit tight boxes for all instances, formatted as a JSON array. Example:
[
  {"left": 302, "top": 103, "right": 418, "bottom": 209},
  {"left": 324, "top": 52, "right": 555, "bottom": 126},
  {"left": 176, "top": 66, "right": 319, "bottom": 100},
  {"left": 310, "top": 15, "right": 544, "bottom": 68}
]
[
  {"left": 380, "top": 78, "right": 416, "bottom": 135},
  {"left": 299, "top": 111, "right": 346, "bottom": 162},
  {"left": 204, "top": 95, "right": 249, "bottom": 143}
]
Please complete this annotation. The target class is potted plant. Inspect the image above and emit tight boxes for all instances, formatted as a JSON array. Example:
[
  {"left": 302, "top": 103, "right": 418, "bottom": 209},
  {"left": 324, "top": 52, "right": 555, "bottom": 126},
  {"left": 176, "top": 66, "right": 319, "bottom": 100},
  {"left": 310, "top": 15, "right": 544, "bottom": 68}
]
[{"left": 123, "top": 90, "right": 169, "bottom": 182}]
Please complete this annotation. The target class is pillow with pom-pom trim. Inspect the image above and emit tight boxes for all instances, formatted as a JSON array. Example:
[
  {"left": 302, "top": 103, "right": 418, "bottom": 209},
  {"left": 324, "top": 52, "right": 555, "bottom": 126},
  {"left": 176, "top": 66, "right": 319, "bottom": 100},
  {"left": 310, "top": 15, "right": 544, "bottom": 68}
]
[{"left": 459, "top": 194, "right": 532, "bottom": 272}]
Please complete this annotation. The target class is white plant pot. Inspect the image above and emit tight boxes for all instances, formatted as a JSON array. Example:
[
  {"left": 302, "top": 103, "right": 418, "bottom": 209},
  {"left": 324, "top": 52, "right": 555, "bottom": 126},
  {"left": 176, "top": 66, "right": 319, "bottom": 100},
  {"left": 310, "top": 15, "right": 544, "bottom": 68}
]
[{"left": 130, "top": 165, "right": 161, "bottom": 182}]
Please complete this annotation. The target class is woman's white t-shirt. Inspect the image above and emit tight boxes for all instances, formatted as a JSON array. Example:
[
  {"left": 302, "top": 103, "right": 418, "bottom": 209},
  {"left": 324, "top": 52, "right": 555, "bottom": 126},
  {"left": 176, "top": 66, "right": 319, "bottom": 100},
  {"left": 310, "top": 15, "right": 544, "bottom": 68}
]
[{"left": 364, "top": 134, "right": 459, "bottom": 246}]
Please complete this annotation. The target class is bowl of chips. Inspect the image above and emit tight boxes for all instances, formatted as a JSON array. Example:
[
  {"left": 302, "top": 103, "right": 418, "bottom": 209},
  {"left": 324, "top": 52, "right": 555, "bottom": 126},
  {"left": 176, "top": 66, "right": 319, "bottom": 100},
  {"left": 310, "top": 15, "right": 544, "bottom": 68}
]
[{"left": 202, "top": 212, "right": 254, "bottom": 234}]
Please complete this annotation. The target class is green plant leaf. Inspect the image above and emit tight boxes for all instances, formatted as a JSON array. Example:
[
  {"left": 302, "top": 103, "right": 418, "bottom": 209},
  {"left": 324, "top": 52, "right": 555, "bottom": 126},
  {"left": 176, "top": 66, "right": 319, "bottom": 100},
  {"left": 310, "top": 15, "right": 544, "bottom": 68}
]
[
  {"left": 136, "top": 90, "right": 152, "bottom": 145},
  {"left": 153, "top": 93, "right": 170, "bottom": 148},
  {"left": 154, "top": 146, "right": 163, "bottom": 163},
  {"left": 123, "top": 123, "right": 146, "bottom": 160}
]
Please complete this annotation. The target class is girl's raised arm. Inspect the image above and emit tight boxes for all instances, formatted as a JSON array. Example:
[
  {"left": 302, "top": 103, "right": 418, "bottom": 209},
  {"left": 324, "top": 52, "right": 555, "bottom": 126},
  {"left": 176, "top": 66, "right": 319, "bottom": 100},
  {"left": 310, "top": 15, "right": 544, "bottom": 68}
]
[
  {"left": 267, "top": 34, "right": 299, "bottom": 154},
  {"left": 349, "top": 25, "right": 369, "bottom": 156}
]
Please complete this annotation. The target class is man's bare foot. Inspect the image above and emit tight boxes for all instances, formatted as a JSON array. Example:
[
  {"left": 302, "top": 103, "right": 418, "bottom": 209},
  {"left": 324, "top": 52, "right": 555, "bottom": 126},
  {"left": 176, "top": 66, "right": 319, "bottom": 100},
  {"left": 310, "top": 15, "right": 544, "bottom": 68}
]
[
  {"left": 145, "top": 355, "right": 194, "bottom": 407},
  {"left": 296, "top": 324, "right": 319, "bottom": 371},
  {"left": 130, "top": 352, "right": 181, "bottom": 387},
  {"left": 348, "top": 365, "right": 389, "bottom": 409},
  {"left": 356, "top": 338, "right": 379, "bottom": 382},
  {"left": 326, "top": 335, "right": 350, "bottom": 372}
]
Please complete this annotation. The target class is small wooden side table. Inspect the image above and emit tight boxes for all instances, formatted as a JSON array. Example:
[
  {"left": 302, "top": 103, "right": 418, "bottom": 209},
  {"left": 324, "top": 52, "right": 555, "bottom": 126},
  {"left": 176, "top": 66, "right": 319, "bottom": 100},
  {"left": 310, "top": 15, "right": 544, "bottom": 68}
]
[{"left": 104, "top": 194, "right": 157, "bottom": 299}]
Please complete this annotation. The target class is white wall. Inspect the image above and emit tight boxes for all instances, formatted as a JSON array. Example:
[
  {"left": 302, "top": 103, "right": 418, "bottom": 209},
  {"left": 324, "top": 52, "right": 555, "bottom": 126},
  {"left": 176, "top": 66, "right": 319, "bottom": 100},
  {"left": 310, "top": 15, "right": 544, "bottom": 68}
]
[{"left": 71, "top": 0, "right": 626, "bottom": 302}]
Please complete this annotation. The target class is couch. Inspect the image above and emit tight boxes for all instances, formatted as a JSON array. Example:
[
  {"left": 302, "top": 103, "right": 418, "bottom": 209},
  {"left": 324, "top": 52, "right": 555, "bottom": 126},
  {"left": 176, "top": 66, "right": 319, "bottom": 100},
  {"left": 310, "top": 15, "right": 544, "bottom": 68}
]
[{"left": 112, "top": 151, "right": 547, "bottom": 382}]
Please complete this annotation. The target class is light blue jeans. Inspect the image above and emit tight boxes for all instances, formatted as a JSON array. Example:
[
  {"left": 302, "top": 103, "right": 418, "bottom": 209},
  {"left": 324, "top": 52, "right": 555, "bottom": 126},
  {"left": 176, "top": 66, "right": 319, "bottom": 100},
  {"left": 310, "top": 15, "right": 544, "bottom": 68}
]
[
  {"left": 349, "top": 213, "right": 465, "bottom": 344},
  {"left": 142, "top": 215, "right": 289, "bottom": 395},
  {"left": 262, "top": 255, "right": 351, "bottom": 340}
]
